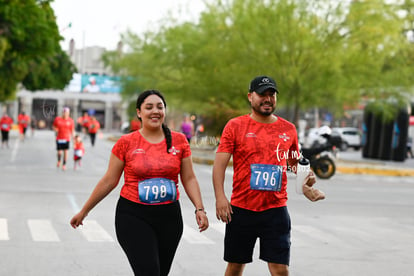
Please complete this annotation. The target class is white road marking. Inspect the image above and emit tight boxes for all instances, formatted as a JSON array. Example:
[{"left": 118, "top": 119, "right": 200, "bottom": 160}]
[
  {"left": 66, "top": 193, "right": 80, "bottom": 213},
  {"left": 78, "top": 220, "right": 114, "bottom": 242},
  {"left": 0, "top": 218, "right": 10, "bottom": 240},
  {"left": 27, "top": 219, "right": 60, "bottom": 242},
  {"left": 293, "top": 224, "right": 344, "bottom": 246},
  {"left": 209, "top": 222, "right": 226, "bottom": 235},
  {"left": 182, "top": 224, "right": 215, "bottom": 244},
  {"left": 10, "top": 138, "right": 19, "bottom": 163}
]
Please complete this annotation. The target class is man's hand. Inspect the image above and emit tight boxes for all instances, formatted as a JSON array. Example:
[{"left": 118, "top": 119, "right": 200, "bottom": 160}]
[
  {"left": 215, "top": 196, "right": 233, "bottom": 224},
  {"left": 302, "top": 171, "right": 325, "bottom": 202}
]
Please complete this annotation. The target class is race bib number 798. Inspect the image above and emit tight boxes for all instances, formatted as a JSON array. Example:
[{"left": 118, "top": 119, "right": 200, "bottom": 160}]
[
  {"left": 138, "top": 178, "right": 177, "bottom": 204},
  {"left": 250, "top": 164, "right": 283, "bottom": 192}
]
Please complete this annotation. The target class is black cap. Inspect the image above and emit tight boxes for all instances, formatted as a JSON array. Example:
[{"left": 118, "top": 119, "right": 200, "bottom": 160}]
[{"left": 249, "top": 75, "right": 278, "bottom": 94}]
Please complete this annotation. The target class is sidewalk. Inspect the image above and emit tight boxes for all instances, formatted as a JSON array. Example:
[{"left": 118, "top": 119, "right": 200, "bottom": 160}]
[{"left": 190, "top": 146, "right": 414, "bottom": 177}]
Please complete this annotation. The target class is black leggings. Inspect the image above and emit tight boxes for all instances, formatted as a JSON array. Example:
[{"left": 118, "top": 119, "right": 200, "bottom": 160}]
[
  {"left": 89, "top": 133, "right": 96, "bottom": 146},
  {"left": 1, "top": 130, "right": 9, "bottom": 142},
  {"left": 115, "top": 196, "right": 183, "bottom": 276}
]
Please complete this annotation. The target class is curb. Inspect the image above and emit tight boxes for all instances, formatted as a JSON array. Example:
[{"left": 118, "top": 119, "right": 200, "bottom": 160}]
[{"left": 336, "top": 166, "right": 414, "bottom": 177}]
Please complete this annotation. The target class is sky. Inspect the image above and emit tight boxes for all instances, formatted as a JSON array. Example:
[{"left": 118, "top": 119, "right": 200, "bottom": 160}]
[{"left": 51, "top": 0, "right": 207, "bottom": 50}]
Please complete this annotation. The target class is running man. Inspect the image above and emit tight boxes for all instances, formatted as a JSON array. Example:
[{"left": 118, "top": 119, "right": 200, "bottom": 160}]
[
  {"left": 213, "top": 75, "right": 325, "bottom": 276},
  {"left": 52, "top": 107, "right": 75, "bottom": 171}
]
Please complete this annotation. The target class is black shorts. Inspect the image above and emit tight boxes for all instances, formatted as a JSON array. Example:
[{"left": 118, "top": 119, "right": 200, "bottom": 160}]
[
  {"left": 224, "top": 205, "right": 291, "bottom": 265},
  {"left": 56, "top": 140, "right": 70, "bottom": 150}
]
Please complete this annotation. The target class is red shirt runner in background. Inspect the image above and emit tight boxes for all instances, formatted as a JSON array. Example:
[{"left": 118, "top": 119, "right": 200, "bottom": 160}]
[
  {"left": 0, "top": 114, "right": 13, "bottom": 132},
  {"left": 53, "top": 116, "right": 75, "bottom": 142}
]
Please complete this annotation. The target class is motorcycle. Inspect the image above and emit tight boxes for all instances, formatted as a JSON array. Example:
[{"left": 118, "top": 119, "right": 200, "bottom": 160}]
[{"left": 300, "top": 129, "right": 342, "bottom": 179}]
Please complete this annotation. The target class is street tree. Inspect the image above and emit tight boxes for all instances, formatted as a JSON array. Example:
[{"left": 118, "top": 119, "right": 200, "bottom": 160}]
[
  {"left": 104, "top": 0, "right": 414, "bottom": 134},
  {"left": 0, "top": 0, "right": 76, "bottom": 102}
]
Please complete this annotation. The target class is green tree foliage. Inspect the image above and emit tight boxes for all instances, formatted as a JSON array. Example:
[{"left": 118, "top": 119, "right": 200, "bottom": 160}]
[
  {"left": 0, "top": 0, "right": 76, "bottom": 102},
  {"left": 104, "top": 0, "right": 414, "bottom": 134}
]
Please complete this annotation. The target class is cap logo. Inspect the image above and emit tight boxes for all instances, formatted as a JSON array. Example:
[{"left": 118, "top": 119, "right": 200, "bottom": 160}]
[{"left": 249, "top": 75, "right": 278, "bottom": 93}]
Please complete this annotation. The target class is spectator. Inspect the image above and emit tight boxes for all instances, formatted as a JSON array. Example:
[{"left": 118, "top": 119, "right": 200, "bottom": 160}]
[
  {"left": 180, "top": 115, "right": 194, "bottom": 143},
  {"left": 407, "top": 136, "right": 413, "bottom": 159}
]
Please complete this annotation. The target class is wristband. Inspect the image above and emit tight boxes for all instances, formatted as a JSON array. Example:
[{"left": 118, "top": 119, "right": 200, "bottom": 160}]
[{"left": 195, "top": 208, "right": 206, "bottom": 214}]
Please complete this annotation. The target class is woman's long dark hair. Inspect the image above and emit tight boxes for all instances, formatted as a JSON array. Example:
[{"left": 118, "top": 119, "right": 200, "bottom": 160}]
[{"left": 136, "top": 90, "right": 172, "bottom": 153}]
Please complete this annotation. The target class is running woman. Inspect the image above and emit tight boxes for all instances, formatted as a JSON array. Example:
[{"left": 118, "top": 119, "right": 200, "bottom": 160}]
[
  {"left": 0, "top": 112, "right": 13, "bottom": 149},
  {"left": 70, "top": 90, "right": 209, "bottom": 276},
  {"left": 213, "top": 76, "right": 325, "bottom": 276},
  {"left": 86, "top": 115, "right": 100, "bottom": 147},
  {"left": 17, "top": 111, "right": 30, "bottom": 141},
  {"left": 52, "top": 107, "right": 75, "bottom": 171},
  {"left": 78, "top": 111, "right": 90, "bottom": 138}
]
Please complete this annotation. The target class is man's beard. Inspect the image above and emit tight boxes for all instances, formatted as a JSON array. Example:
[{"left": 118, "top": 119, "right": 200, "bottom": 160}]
[{"left": 252, "top": 102, "right": 275, "bottom": 116}]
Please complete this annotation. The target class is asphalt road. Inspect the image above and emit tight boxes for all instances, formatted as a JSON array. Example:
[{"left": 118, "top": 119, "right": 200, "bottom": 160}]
[{"left": 1, "top": 130, "right": 413, "bottom": 276}]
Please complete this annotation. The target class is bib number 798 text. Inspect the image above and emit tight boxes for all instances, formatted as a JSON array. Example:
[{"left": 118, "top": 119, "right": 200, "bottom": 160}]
[{"left": 138, "top": 178, "right": 177, "bottom": 204}]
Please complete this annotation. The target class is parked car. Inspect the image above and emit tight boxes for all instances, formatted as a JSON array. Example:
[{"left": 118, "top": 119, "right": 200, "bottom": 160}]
[{"left": 332, "top": 127, "right": 361, "bottom": 151}]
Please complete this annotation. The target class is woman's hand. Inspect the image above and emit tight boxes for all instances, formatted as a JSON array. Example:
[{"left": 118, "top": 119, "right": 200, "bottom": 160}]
[
  {"left": 70, "top": 212, "right": 87, "bottom": 229},
  {"left": 195, "top": 210, "right": 209, "bottom": 232}
]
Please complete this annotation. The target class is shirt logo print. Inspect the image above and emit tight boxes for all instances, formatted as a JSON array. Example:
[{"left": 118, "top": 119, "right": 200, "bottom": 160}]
[
  {"left": 279, "top": 133, "right": 290, "bottom": 142},
  {"left": 245, "top": 132, "right": 256, "bottom": 138},
  {"left": 168, "top": 146, "right": 180, "bottom": 155},
  {"left": 132, "top": 149, "right": 146, "bottom": 154}
]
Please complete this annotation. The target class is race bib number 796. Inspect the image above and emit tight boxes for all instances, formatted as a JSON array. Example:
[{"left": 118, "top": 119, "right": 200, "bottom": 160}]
[{"left": 250, "top": 164, "right": 283, "bottom": 192}]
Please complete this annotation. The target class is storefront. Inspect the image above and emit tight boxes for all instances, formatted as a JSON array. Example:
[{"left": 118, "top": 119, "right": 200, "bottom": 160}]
[{"left": 16, "top": 89, "right": 126, "bottom": 132}]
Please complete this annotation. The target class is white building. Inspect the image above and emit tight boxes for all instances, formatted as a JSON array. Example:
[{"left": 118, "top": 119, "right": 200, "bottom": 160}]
[{"left": 1, "top": 44, "right": 127, "bottom": 132}]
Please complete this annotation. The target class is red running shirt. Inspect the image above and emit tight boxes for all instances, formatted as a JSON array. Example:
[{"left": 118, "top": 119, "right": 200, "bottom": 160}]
[
  {"left": 112, "top": 130, "right": 191, "bottom": 205},
  {"left": 87, "top": 120, "right": 100, "bottom": 134},
  {"left": 53, "top": 117, "right": 74, "bottom": 141},
  {"left": 18, "top": 114, "right": 30, "bottom": 128},
  {"left": 217, "top": 114, "right": 300, "bottom": 211},
  {"left": 80, "top": 115, "right": 90, "bottom": 127},
  {"left": 73, "top": 141, "right": 85, "bottom": 157},
  {"left": 0, "top": 116, "right": 13, "bottom": 131}
]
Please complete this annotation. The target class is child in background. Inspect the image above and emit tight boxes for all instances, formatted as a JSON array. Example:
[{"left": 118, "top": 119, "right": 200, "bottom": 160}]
[{"left": 73, "top": 135, "right": 85, "bottom": 170}]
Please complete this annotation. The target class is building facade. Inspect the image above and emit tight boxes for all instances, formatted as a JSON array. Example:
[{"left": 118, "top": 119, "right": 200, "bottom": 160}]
[{"left": 0, "top": 45, "right": 128, "bottom": 132}]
